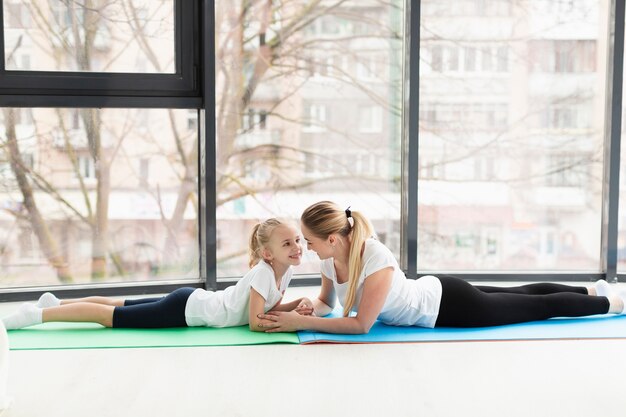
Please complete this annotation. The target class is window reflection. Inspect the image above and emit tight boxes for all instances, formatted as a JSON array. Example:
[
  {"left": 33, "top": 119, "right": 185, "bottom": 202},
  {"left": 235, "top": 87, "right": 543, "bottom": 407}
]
[{"left": 418, "top": 0, "right": 606, "bottom": 271}]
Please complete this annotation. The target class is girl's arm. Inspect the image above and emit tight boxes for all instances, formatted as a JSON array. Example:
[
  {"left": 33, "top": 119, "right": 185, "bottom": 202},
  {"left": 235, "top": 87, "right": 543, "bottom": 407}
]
[
  {"left": 266, "top": 272, "right": 337, "bottom": 315},
  {"left": 272, "top": 273, "right": 336, "bottom": 315},
  {"left": 271, "top": 297, "right": 303, "bottom": 312},
  {"left": 248, "top": 289, "right": 277, "bottom": 332},
  {"left": 258, "top": 267, "right": 393, "bottom": 334}
]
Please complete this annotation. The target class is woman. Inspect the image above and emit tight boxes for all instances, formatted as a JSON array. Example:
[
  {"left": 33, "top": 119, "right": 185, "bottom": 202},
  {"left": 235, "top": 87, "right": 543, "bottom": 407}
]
[{"left": 257, "top": 201, "right": 625, "bottom": 334}]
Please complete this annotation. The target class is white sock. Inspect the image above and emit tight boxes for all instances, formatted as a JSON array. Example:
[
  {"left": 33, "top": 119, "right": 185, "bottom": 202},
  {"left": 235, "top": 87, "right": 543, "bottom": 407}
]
[
  {"left": 619, "top": 290, "right": 626, "bottom": 315},
  {"left": 594, "top": 280, "right": 612, "bottom": 297},
  {"left": 2, "top": 303, "right": 42, "bottom": 330},
  {"left": 36, "top": 292, "right": 60, "bottom": 308}
]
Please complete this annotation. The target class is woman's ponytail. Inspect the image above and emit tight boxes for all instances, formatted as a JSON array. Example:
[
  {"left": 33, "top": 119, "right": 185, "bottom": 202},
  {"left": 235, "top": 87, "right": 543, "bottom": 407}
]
[{"left": 342, "top": 211, "right": 374, "bottom": 316}]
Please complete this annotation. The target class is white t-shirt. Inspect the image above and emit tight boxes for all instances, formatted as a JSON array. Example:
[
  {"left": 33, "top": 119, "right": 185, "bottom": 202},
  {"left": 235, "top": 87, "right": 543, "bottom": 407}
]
[
  {"left": 185, "top": 260, "right": 292, "bottom": 327},
  {"left": 320, "top": 239, "right": 443, "bottom": 328}
]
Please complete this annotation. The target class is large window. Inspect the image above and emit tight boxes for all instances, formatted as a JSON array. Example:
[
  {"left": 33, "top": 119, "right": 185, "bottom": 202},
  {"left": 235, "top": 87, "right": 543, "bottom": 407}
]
[
  {"left": 616, "top": 10, "right": 626, "bottom": 273},
  {"left": 418, "top": 0, "right": 607, "bottom": 272},
  {"left": 0, "top": 0, "right": 199, "bottom": 293},
  {"left": 0, "top": 107, "right": 199, "bottom": 287},
  {"left": 2, "top": 0, "right": 626, "bottom": 297},
  {"left": 214, "top": 0, "right": 404, "bottom": 278}
]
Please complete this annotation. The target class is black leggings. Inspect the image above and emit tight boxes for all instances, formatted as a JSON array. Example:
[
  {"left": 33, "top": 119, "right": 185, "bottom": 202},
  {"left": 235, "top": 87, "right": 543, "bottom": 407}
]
[
  {"left": 434, "top": 276, "right": 610, "bottom": 328},
  {"left": 112, "top": 287, "right": 195, "bottom": 328}
]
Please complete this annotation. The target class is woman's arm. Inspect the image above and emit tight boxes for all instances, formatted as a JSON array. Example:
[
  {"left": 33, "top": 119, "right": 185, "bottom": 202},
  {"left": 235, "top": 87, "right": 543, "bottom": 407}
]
[
  {"left": 311, "top": 273, "right": 336, "bottom": 317},
  {"left": 258, "top": 267, "right": 393, "bottom": 334}
]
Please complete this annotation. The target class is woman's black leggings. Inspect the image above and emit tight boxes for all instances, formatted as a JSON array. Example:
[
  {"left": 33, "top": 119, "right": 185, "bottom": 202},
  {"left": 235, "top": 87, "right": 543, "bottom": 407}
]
[
  {"left": 434, "top": 276, "right": 610, "bottom": 328},
  {"left": 112, "top": 287, "right": 195, "bottom": 328}
]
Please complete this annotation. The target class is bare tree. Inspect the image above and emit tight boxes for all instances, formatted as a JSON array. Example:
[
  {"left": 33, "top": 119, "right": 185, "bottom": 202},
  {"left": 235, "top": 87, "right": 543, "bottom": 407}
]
[
  {"left": 2, "top": 0, "right": 405, "bottom": 280},
  {"left": 1, "top": 108, "right": 72, "bottom": 282}
]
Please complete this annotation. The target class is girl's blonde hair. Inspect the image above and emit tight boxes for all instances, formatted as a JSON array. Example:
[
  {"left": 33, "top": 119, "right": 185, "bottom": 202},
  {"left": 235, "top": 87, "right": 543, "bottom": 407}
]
[
  {"left": 248, "top": 218, "right": 285, "bottom": 268},
  {"left": 300, "top": 201, "right": 374, "bottom": 317}
]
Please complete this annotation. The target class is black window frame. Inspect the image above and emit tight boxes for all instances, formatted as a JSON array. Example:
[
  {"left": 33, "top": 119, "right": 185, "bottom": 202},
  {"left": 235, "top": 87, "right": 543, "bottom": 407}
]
[
  {"left": 404, "top": 0, "right": 625, "bottom": 284},
  {"left": 0, "top": 0, "right": 201, "bottom": 108},
  {"left": 0, "top": 0, "right": 206, "bottom": 301}
]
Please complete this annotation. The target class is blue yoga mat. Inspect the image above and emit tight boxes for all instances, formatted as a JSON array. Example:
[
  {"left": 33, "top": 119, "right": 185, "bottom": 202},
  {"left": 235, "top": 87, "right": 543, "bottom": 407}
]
[{"left": 297, "top": 311, "right": 626, "bottom": 344}]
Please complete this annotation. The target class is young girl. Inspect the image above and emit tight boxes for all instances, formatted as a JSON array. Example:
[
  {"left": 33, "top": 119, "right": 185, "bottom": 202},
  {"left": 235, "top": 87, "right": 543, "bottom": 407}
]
[
  {"left": 3, "top": 218, "right": 313, "bottom": 331},
  {"left": 257, "top": 201, "right": 626, "bottom": 334}
]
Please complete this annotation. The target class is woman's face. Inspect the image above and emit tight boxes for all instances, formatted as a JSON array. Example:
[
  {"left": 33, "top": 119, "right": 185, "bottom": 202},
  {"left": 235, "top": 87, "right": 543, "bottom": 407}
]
[{"left": 300, "top": 223, "right": 333, "bottom": 260}]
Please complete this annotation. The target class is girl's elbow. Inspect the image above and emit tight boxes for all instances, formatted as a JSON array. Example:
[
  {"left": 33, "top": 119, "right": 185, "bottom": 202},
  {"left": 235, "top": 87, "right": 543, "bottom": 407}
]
[{"left": 249, "top": 322, "right": 263, "bottom": 332}]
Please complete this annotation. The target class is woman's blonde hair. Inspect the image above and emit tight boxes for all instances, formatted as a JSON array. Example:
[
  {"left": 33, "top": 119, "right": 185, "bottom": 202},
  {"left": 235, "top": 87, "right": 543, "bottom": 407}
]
[
  {"left": 300, "top": 201, "right": 374, "bottom": 317},
  {"left": 248, "top": 218, "right": 285, "bottom": 268}
]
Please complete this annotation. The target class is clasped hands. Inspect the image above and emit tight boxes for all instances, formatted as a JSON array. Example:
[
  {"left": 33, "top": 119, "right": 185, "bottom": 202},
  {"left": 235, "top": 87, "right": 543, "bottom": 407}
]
[{"left": 257, "top": 297, "right": 314, "bottom": 332}]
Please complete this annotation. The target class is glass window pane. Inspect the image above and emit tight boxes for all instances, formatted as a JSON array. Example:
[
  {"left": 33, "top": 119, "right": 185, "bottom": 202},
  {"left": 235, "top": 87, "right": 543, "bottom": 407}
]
[
  {"left": 215, "top": 0, "right": 404, "bottom": 277},
  {"left": 419, "top": 0, "right": 606, "bottom": 271},
  {"left": 3, "top": 0, "right": 175, "bottom": 73},
  {"left": 617, "top": 12, "right": 626, "bottom": 273},
  {"left": 0, "top": 108, "right": 198, "bottom": 287}
]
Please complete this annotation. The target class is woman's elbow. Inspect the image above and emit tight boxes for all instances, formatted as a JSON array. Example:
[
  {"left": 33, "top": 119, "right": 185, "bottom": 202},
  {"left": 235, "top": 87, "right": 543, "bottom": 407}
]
[{"left": 355, "top": 320, "right": 374, "bottom": 334}]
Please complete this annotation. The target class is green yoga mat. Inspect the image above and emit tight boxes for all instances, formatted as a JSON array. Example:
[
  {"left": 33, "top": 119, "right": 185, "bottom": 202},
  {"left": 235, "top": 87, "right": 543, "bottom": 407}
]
[{"left": 7, "top": 322, "right": 299, "bottom": 350}]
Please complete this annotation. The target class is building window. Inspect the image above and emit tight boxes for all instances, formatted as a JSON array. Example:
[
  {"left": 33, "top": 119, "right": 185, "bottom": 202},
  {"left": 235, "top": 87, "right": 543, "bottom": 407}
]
[
  {"left": 426, "top": 44, "right": 508, "bottom": 74},
  {"left": 474, "top": 156, "right": 495, "bottom": 180},
  {"left": 5, "top": 1, "right": 31, "bottom": 29},
  {"left": 359, "top": 106, "right": 383, "bottom": 133},
  {"left": 71, "top": 110, "right": 81, "bottom": 130},
  {"left": 431, "top": 46, "right": 443, "bottom": 72},
  {"left": 529, "top": 40, "right": 596, "bottom": 73},
  {"left": 187, "top": 109, "right": 198, "bottom": 131},
  {"left": 464, "top": 47, "right": 476, "bottom": 72},
  {"left": 78, "top": 155, "right": 95, "bottom": 180},
  {"left": 446, "top": 47, "right": 459, "bottom": 71},
  {"left": 302, "top": 103, "right": 327, "bottom": 132},
  {"left": 546, "top": 155, "right": 588, "bottom": 187},
  {"left": 496, "top": 46, "right": 508, "bottom": 72},
  {"left": 139, "top": 158, "right": 150, "bottom": 187},
  {"left": 258, "top": 111, "right": 267, "bottom": 130},
  {"left": 534, "top": 101, "right": 592, "bottom": 130},
  {"left": 481, "top": 47, "right": 493, "bottom": 71},
  {"left": 242, "top": 108, "right": 268, "bottom": 131}
]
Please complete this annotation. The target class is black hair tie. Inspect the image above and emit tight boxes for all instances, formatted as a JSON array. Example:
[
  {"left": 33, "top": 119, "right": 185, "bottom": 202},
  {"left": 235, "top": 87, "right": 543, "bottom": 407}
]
[{"left": 345, "top": 206, "right": 354, "bottom": 228}]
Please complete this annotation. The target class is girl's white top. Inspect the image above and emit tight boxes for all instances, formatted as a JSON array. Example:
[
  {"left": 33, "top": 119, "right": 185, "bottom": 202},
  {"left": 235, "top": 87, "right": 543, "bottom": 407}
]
[
  {"left": 320, "top": 239, "right": 443, "bottom": 328},
  {"left": 185, "top": 260, "right": 292, "bottom": 327}
]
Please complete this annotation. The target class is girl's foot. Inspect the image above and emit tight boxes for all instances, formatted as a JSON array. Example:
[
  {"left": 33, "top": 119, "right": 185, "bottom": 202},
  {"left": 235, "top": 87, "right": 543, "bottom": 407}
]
[
  {"left": 2, "top": 303, "right": 42, "bottom": 330},
  {"left": 36, "top": 292, "right": 60, "bottom": 308}
]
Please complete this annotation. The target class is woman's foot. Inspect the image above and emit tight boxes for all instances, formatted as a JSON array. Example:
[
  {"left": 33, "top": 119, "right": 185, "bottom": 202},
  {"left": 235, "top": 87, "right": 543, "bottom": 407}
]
[
  {"left": 620, "top": 290, "right": 626, "bottom": 315},
  {"left": 593, "top": 280, "right": 612, "bottom": 297},
  {"left": 2, "top": 303, "right": 42, "bottom": 330}
]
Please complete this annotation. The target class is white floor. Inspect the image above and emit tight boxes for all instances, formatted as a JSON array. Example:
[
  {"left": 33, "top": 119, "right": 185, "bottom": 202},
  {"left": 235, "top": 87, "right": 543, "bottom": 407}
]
[{"left": 2, "top": 284, "right": 626, "bottom": 417}]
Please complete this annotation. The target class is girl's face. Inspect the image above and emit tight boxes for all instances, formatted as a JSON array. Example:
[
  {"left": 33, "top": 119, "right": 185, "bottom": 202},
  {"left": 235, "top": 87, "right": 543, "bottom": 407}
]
[
  {"left": 264, "top": 224, "right": 302, "bottom": 266},
  {"left": 300, "top": 223, "right": 333, "bottom": 260}
]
